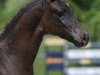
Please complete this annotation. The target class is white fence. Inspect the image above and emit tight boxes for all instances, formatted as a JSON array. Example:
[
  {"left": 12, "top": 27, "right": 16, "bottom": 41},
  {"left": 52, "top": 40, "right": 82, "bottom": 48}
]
[
  {"left": 64, "top": 48, "right": 100, "bottom": 75},
  {"left": 65, "top": 67, "right": 100, "bottom": 75},
  {"left": 65, "top": 49, "right": 100, "bottom": 59}
]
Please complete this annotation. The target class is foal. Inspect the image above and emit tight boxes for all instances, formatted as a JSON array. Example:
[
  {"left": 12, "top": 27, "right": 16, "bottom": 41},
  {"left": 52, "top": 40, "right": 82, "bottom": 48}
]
[{"left": 0, "top": 0, "right": 89, "bottom": 75}]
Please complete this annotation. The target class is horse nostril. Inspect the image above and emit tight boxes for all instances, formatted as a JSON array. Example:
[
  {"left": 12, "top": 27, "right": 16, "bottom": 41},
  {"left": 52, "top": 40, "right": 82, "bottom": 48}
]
[{"left": 82, "top": 33, "right": 89, "bottom": 43}]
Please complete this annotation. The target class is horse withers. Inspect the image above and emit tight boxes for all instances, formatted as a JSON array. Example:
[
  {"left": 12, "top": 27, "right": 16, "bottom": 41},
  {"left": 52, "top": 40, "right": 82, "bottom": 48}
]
[{"left": 0, "top": 0, "right": 89, "bottom": 75}]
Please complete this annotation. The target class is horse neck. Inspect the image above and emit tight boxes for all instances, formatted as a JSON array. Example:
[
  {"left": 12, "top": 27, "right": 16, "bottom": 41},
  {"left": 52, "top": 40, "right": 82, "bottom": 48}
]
[
  {"left": 2, "top": 1, "right": 44, "bottom": 62},
  {"left": 0, "top": 1, "right": 46, "bottom": 75},
  {"left": 7, "top": 3, "right": 43, "bottom": 46},
  {"left": 0, "top": 24, "right": 44, "bottom": 75}
]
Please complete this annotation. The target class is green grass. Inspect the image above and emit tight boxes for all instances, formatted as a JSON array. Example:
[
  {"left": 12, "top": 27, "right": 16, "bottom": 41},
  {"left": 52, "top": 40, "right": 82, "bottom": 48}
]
[
  {"left": 34, "top": 58, "right": 45, "bottom": 75},
  {"left": 34, "top": 57, "right": 62, "bottom": 75}
]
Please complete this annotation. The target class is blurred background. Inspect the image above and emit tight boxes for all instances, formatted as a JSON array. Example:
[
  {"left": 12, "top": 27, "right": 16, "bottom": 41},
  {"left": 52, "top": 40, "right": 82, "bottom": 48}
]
[{"left": 0, "top": 0, "right": 100, "bottom": 75}]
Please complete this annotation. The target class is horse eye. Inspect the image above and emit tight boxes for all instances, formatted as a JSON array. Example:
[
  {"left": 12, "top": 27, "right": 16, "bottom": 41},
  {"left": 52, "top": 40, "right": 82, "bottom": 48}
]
[{"left": 55, "top": 11, "right": 64, "bottom": 17}]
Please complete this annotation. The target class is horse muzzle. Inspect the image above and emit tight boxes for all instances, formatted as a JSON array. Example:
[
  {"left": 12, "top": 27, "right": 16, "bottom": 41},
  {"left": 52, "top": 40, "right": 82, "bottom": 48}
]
[{"left": 73, "top": 33, "right": 89, "bottom": 47}]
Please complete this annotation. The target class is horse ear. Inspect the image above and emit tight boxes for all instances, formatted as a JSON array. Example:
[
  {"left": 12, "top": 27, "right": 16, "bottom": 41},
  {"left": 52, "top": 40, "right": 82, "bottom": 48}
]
[
  {"left": 46, "top": 0, "right": 56, "bottom": 3},
  {"left": 44, "top": 0, "right": 56, "bottom": 6},
  {"left": 50, "top": 0, "right": 56, "bottom": 2}
]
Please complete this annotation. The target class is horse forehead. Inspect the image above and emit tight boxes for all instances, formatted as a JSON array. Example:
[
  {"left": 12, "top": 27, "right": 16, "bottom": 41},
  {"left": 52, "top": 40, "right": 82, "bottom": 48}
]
[{"left": 51, "top": 0, "right": 68, "bottom": 9}]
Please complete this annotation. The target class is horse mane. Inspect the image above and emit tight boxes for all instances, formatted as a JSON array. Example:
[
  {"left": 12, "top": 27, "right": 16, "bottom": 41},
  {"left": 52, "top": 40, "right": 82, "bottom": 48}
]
[{"left": 0, "top": 0, "right": 40, "bottom": 39}]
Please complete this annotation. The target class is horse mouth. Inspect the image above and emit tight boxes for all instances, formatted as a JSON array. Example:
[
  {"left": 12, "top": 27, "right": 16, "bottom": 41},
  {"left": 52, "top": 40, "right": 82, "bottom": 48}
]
[
  {"left": 62, "top": 36, "right": 88, "bottom": 47},
  {"left": 73, "top": 41, "right": 83, "bottom": 47},
  {"left": 72, "top": 40, "right": 88, "bottom": 48},
  {"left": 60, "top": 31, "right": 89, "bottom": 47}
]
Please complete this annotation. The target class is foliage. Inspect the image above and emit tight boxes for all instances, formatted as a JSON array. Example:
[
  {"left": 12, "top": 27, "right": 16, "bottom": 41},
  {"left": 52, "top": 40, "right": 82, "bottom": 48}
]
[
  {"left": 68, "top": 0, "right": 100, "bottom": 42},
  {"left": 72, "top": 0, "right": 94, "bottom": 10},
  {"left": 0, "top": 0, "right": 30, "bottom": 28},
  {"left": 0, "top": 0, "right": 6, "bottom": 9}
]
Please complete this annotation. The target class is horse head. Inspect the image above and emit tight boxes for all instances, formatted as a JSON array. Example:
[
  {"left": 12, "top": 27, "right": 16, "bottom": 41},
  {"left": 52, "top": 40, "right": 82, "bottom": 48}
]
[{"left": 42, "top": 0, "right": 89, "bottom": 47}]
